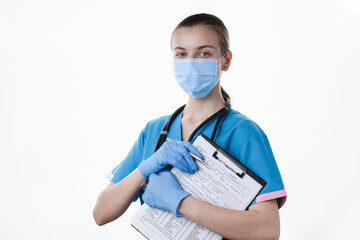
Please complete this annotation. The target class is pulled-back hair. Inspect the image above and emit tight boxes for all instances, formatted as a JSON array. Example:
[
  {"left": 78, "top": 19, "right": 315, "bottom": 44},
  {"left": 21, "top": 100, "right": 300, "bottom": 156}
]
[
  {"left": 172, "top": 13, "right": 230, "bottom": 56},
  {"left": 172, "top": 13, "right": 231, "bottom": 100}
]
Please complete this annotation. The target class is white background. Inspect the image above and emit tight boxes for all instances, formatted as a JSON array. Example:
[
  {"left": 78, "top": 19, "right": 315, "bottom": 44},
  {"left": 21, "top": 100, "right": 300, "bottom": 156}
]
[{"left": 1, "top": 0, "right": 359, "bottom": 239}]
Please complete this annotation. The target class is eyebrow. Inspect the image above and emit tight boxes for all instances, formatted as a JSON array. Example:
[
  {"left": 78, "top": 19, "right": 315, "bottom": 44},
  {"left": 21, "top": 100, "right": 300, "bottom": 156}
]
[
  {"left": 173, "top": 45, "right": 216, "bottom": 50},
  {"left": 197, "top": 45, "right": 216, "bottom": 50}
]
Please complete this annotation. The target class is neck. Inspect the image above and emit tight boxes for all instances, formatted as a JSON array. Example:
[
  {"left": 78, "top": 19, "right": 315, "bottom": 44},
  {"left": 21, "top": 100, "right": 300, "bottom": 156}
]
[{"left": 183, "top": 86, "right": 225, "bottom": 122}]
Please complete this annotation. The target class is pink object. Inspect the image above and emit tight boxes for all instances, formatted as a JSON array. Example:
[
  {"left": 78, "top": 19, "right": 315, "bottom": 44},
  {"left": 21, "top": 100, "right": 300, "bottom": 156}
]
[{"left": 256, "top": 190, "right": 287, "bottom": 209}]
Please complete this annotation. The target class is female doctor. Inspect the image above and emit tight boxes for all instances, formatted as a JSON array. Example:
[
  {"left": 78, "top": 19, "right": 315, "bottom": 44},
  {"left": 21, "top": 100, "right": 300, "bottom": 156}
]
[{"left": 93, "top": 13, "right": 287, "bottom": 240}]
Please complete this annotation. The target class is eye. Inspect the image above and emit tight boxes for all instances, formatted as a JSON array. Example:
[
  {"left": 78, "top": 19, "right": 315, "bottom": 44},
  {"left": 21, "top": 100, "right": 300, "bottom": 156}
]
[
  {"left": 199, "top": 51, "right": 210, "bottom": 57},
  {"left": 175, "top": 52, "right": 186, "bottom": 58}
]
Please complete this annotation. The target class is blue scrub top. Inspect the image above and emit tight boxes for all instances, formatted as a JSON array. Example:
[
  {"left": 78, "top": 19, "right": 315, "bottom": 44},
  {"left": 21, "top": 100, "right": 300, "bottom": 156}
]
[{"left": 108, "top": 109, "right": 287, "bottom": 209}]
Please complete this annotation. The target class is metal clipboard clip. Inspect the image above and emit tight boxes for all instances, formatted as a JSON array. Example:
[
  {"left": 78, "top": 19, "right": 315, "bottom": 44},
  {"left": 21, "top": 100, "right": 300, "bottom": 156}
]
[{"left": 212, "top": 150, "right": 246, "bottom": 178}]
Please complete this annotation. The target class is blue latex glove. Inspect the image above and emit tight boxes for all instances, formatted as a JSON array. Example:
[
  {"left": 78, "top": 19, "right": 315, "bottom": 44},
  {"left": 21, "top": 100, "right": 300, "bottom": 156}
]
[
  {"left": 138, "top": 140, "right": 202, "bottom": 179},
  {"left": 143, "top": 170, "right": 190, "bottom": 217}
]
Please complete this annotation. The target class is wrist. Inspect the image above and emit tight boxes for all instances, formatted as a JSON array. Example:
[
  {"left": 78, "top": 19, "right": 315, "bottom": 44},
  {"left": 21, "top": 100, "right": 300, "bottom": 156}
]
[
  {"left": 174, "top": 192, "right": 191, "bottom": 217},
  {"left": 177, "top": 195, "right": 196, "bottom": 217},
  {"left": 138, "top": 158, "right": 156, "bottom": 179},
  {"left": 135, "top": 168, "right": 147, "bottom": 182}
]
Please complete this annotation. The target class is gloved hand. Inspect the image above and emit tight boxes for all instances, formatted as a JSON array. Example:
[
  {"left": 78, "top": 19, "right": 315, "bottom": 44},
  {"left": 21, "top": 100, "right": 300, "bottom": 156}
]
[
  {"left": 138, "top": 140, "right": 202, "bottom": 179},
  {"left": 142, "top": 170, "right": 190, "bottom": 217}
]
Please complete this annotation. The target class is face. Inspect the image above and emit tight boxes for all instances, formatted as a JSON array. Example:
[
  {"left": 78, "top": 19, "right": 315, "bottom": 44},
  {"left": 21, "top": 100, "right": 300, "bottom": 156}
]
[{"left": 171, "top": 26, "right": 231, "bottom": 77}]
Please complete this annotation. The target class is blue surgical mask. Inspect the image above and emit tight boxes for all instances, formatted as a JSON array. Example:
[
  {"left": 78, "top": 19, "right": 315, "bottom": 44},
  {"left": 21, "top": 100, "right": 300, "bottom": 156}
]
[{"left": 173, "top": 52, "right": 227, "bottom": 98}]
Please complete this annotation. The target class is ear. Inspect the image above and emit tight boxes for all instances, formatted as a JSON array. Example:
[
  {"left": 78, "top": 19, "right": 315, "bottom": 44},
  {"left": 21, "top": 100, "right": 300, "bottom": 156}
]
[{"left": 222, "top": 51, "right": 233, "bottom": 71}]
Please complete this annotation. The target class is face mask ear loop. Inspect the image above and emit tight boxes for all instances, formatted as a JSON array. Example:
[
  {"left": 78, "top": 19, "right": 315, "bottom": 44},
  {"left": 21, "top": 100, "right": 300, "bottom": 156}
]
[
  {"left": 217, "top": 50, "right": 228, "bottom": 62},
  {"left": 217, "top": 50, "right": 229, "bottom": 76}
]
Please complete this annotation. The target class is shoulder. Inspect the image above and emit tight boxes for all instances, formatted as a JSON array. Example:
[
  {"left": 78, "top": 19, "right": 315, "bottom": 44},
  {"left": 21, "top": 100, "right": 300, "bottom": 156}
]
[
  {"left": 223, "top": 109, "right": 266, "bottom": 138},
  {"left": 145, "top": 114, "right": 171, "bottom": 130},
  {"left": 140, "top": 114, "right": 172, "bottom": 138},
  {"left": 214, "top": 109, "right": 269, "bottom": 158}
]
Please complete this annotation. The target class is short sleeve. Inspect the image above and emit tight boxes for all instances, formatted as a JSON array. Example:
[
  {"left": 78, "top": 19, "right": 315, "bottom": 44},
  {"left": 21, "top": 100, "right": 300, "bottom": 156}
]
[
  {"left": 241, "top": 130, "right": 287, "bottom": 209},
  {"left": 106, "top": 125, "right": 147, "bottom": 202}
]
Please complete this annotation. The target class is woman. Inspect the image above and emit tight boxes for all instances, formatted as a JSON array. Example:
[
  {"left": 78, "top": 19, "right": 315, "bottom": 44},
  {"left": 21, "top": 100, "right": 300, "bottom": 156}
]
[{"left": 93, "top": 13, "right": 286, "bottom": 240}]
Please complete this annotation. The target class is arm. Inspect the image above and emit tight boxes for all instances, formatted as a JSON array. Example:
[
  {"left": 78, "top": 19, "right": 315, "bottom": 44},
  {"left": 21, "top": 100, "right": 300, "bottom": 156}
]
[
  {"left": 178, "top": 197, "right": 280, "bottom": 240},
  {"left": 142, "top": 171, "right": 280, "bottom": 240},
  {"left": 93, "top": 140, "right": 202, "bottom": 226},
  {"left": 93, "top": 168, "right": 146, "bottom": 226}
]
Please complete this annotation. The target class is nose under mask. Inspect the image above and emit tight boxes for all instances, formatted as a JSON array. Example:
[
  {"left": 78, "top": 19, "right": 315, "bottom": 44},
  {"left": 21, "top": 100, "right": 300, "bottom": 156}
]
[{"left": 173, "top": 52, "right": 227, "bottom": 98}]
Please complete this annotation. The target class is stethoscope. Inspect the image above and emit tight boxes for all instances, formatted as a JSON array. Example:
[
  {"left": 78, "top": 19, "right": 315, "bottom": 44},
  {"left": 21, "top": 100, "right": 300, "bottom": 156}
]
[
  {"left": 154, "top": 97, "right": 231, "bottom": 152},
  {"left": 140, "top": 97, "right": 231, "bottom": 205}
]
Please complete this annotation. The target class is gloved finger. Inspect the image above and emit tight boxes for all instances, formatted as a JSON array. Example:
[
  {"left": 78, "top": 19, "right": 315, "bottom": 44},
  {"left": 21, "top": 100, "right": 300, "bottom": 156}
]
[
  {"left": 161, "top": 140, "right": 197, "bottom": 173},
  {"left": 178, "top": 147, "right": 198, "bottom": 172},
  {"left": 162, "top": 141, "right": 194, "bottom": 173},
  {"left": 174, "top": 143, "right": 199, "bottom": 172},
  {"left": 171, "top": 153, "right": 195, "bottom": 173},
  {"left": 182, "top": 142, "right": 204, "bottom": 160}
]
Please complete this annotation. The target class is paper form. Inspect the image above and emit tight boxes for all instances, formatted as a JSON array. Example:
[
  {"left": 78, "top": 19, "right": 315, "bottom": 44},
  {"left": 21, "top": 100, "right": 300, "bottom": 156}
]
[{"left": 131, "top": 135, "right": 263, "bottom": 240}]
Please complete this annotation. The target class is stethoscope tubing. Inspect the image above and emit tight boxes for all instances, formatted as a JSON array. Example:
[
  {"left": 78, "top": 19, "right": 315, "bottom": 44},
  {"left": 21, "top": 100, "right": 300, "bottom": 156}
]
[{"left": 155, "top": 98, "right": 231, "bottom": 152}]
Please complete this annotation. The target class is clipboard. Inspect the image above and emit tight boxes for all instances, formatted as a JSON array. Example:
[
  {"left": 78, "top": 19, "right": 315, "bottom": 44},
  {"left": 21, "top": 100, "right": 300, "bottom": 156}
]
[
  {"left": 196, "top": 133, "right": 266, "bottom": 210},
  {"left": 131, "top": 133, "right": 267, "bottom": 240}
]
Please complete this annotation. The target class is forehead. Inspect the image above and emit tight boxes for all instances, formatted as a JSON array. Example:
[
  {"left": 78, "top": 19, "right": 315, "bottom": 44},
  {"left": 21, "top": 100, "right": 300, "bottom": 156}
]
[{"left": 172, "top": 26, "right": 221, "bottom": 51}]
